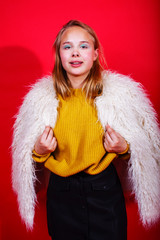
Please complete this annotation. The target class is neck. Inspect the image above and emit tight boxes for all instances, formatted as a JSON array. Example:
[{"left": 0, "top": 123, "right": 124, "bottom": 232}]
[{"left": 67, "top": 73, "right": 89, "bottom": 89}]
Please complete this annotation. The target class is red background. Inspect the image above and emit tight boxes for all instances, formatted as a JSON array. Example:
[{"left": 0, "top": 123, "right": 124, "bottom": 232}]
[{"left": 0, "top": 0, "right": 160, "bottom": 239}]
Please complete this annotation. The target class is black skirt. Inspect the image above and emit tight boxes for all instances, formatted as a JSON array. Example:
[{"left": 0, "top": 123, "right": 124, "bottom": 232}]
[{"left": 46, "top": 163, "right": 127, "bottom": 240}]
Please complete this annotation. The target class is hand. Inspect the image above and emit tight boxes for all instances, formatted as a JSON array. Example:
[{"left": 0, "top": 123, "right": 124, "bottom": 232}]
[
  {"left": 34, "top": 126, "right": 57, "bottom": 155},
  {"left": 103, "top": 125, "right": 127, "bottom": 153}
]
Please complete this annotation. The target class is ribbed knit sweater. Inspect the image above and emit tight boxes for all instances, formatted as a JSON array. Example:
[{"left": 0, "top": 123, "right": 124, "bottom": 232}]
[{"left": 32, "top": 88, "right": 128, "bottom": 176}]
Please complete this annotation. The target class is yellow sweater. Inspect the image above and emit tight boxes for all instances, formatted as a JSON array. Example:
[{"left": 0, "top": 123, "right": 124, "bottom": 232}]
[{"left": 33, "top": 89, "right": 128, "bottom": 177}]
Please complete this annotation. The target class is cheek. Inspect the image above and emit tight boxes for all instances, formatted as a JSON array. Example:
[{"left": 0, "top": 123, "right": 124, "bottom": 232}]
[
  {"left": 60, "top": 50, "right": 69, "bottom": 67},
  {"left": 83, "top": 51, "right": 95, "bottom": 65}
]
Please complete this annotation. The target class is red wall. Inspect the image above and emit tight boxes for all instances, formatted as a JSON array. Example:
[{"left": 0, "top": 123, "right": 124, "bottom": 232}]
[{"left": 0, "top": 0, "right": 160, "bottom": 239}]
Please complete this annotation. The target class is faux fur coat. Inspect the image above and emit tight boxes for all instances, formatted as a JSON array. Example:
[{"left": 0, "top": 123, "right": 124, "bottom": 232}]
[{"left": 12, "top": 71, "right": 160, "bottom": 230}]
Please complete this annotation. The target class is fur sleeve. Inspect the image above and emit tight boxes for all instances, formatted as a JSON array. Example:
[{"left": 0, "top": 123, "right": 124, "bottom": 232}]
[
  {"left": 96, "top": 71, "right": 160, "bottom": 226},
  {"left": 11, "top": 76, "right": 58, "bottom": 230}
]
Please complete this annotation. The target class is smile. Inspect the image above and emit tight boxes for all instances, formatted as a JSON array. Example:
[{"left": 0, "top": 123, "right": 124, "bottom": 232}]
[{"left": 69, "top": 61, "right": 83, "bottom": 67}]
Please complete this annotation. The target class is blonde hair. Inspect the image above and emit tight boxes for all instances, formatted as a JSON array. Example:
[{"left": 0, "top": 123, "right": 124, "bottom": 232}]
[{"left": 52, "top": 20, "right": 106, "bottom": 99}]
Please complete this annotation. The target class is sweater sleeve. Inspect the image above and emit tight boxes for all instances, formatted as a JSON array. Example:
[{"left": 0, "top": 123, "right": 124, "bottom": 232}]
[
  {"left": 118, "top": 143, "right": 130, "bottom": 155},
  {"left": 117, "top": 144, "right": 130, "bottom": 161},
  {"left": 32, "top": 150, "right": 51, "bottom": 163}
]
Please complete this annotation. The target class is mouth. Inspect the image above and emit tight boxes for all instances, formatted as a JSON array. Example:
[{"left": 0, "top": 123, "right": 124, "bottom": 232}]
[{"left": 69, "top": 61, "right": 83, "bottom": 67}]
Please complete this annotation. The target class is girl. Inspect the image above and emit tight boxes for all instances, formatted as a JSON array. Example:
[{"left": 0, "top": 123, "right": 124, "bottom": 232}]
[{"left": 12, "top": 20, "right": 160, "bottom": 240}]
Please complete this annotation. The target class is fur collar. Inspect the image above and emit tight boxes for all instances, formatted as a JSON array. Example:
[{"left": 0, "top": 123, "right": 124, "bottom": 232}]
[{"left": 12, "top": 71, "right": 160, "bottom": 230}]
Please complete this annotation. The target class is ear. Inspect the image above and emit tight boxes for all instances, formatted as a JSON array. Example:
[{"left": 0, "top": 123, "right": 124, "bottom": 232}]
[{"left": 93, "top": 48, "right": 99, "bottom": 61}]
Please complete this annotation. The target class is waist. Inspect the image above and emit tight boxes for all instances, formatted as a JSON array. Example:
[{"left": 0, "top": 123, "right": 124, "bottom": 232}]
[{"left": 49, "top": 163, "right": 118, "bottom": 185}]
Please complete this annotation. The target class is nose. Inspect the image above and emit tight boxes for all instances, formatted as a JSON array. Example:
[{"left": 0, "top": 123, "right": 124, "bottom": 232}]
[{"left": 72, "top": 48, "right": 80, "bottom": 57}]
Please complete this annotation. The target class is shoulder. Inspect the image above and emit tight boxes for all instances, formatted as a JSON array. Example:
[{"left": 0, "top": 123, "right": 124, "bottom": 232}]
[
  {"left": 102, "top": 70, "right": 143, "bottom": 93},
  {"left": 14, "top": 75, "right": 58, "bottom": 131},
  {"left": 20, "top": 75, "right": 57, "bottom": 108},
  {"left": 15, "top": 75, "right": 57, "bottom": 119},
  {"left": 101, "top": 70, "right": 148, "bottom": 100},
  {"left": 26, "top": 75, "right": 56, "bottom": 98}
]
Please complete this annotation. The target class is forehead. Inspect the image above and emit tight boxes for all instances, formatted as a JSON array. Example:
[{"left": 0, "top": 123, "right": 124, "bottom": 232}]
[{"left": 61, "top": 26, "right": 94, "bottom": 43}]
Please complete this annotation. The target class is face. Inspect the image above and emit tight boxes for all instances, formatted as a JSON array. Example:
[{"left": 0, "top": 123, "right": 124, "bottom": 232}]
[{"left": 59, "top": 26, "right": 98, "bottom": 86}]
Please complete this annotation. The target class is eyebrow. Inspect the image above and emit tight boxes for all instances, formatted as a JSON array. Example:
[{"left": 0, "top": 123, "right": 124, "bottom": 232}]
[{"left": 62, "top": 41, "right": 90, "bottom": 45}]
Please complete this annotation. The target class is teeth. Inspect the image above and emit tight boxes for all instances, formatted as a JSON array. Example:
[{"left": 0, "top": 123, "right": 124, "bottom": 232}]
[{"left": 71, "top": 62, "right": 82, "bottom": 64}]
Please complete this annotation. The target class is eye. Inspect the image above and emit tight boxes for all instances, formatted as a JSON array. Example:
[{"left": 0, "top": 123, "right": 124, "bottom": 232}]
[
  {"left": 80, "top": 44, "right": 89, "bottom": 49},
  {"left": 63, "top": 44, "right": 71, "bottom": 49}
]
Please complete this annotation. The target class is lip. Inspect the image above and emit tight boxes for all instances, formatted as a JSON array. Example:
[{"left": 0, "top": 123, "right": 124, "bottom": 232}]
[{"left": 69, "top": 61, "right": 83, "bottom": 67}]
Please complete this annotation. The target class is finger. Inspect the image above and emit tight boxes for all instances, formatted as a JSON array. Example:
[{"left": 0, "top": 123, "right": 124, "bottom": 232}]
[
  {"left": 46, "top": 128, "right": 54, "bottom": 142},
  {"left": 104, "top": 134, "right": 111, "bottom": 148},
  {"left": 104, "top": 131, "right": 113, "bottom": 144},
  {"left": 104, "top": 141, "right": 107, "bottom": 151},
  {"left": 104, "top": 138, "right": 116, "bottom": 153},
  {"left": 50, "top": 137, "right": 57, "bottom": 151},
  {"left": 53, "top": 138, "right": 57, "bottom": 150},
  {"left": 105, "top": 125, "right": 117, "bottom": 142},
  {"left": 50, "top": 136, "right": 56, "bottom": 146},
  {"left": 41, "top": 126, "right": 51, "bottom": 141},
  {"left": 105, "top": 125, "right": 115, "bottom": 143},
  {"left": 104, "top": 141, "right": 111, "bottom": 152}
]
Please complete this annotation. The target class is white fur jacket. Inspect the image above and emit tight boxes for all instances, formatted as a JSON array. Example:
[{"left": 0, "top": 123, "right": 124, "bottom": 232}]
[{"left": 12, "top": 71, "right": 160, "bottom": 230}]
